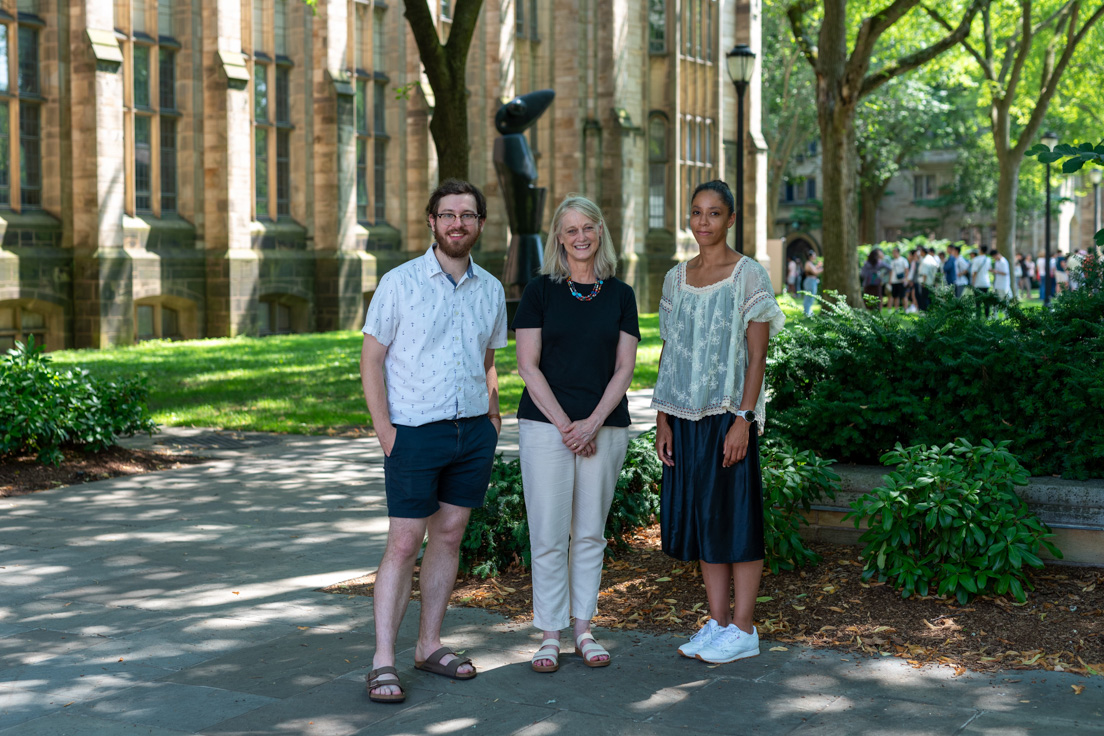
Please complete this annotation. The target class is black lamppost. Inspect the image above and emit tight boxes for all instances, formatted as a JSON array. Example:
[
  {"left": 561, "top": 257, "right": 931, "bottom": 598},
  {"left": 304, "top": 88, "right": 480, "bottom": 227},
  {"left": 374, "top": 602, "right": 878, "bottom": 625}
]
[
  {"left": 1042, "top": 131, "right": 1058, "bottom": 306},
  {"left": 726, "top": 44, "right": 756, "bottom": 254},
  {"left": 1091, "top": 168, "right": 1102, "bottom": 253}
]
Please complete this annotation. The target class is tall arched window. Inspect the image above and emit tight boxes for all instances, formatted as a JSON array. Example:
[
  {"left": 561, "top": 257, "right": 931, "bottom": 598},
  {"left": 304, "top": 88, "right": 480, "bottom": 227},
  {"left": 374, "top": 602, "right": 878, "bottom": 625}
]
[{"left": 648, "top": 114, "right": 667, "bottom": 229}]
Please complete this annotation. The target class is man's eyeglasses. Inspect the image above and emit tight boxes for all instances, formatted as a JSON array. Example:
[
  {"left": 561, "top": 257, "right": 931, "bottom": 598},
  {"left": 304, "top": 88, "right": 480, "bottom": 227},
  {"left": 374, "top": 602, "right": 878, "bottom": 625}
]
[{"left": 433, "top": 212, "right": 481, "bottom": 225}]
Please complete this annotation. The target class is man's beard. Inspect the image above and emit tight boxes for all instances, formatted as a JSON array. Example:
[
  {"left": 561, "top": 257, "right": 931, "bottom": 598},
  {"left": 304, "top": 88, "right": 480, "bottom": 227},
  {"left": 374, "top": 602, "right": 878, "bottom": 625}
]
[{"left": 433, "top": 223, "right": 479, "bottom": 259}]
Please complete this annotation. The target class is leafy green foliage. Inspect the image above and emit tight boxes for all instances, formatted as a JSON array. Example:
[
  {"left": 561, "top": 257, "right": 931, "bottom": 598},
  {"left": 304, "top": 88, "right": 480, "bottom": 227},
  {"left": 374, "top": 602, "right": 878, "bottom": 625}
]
[
  {"left": 606, "top": 428, "right": 663, "bottom": 554},
  {"left": 1025, "top": 140, "right": 1104, "bottom": 246},
  {"left": 459, "top": 430, "right": 662, "bottom": 578},
  {"left": 844, "top": 439, "right": 1061, "bottom": 604},
  {"left": 460, "top": 455, "right": 531, "bottom": 578},
  {"left": 0, "top": 338, "right": 156, "bottom": 465},
  {"left": 761, "top": 442, "right": 840, "bottom": 573},
  {"left": 767, "top": 261, "right": 1104, "bottom": 479}
]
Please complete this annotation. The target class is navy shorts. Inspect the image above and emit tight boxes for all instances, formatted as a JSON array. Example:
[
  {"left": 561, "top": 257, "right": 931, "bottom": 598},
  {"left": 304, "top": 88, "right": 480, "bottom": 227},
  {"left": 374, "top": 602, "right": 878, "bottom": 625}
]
[{"left": 384, "top": 416, "right": 499, "bottom": 518}]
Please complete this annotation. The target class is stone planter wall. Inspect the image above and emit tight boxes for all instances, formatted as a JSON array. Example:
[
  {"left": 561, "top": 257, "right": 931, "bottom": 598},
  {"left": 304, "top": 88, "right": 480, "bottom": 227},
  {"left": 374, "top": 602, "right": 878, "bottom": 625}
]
[{"left": 802, "top": 466, "right": 1104, "bottom": 567}]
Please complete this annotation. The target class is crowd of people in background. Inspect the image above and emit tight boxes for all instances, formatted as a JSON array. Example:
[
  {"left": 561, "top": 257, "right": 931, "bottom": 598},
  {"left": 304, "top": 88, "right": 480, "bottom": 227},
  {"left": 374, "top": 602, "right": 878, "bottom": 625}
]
[{"left": 787, "top": 242, "right": 1091, "bottom": 316}]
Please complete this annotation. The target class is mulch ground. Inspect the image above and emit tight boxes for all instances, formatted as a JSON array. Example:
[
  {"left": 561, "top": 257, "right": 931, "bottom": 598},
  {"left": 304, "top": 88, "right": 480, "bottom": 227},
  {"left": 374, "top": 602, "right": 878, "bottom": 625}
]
[
  {"left": 0, "top": 446, "right": 208, "bottom": 498},
  {"left": 324, "top": 524, "right": 1104, "bottom": 678}
]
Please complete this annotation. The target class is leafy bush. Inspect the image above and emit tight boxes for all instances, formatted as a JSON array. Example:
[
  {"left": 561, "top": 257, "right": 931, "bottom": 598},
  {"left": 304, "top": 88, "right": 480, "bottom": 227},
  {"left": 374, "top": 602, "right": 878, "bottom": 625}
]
[
  {"left": 844, "top": 439, "right": 1061, "bottom": 604},
  {"left": 459, "top": 429, "right": 663, "bottom": 578},
  {"left": 0, "top": 338, "right": 157, "bottom": 465},
  {"left": 761, "top": 442, "right": 840, "bottom": 573},
  {"left": 459, "top": 454, "right": 531, "bottom": 578},
  {"left": 767, "top": 257, "right": 1104, "bottom": 479},
  {"left": 606, "top": 428, "right": 662, "bottom": 554}
]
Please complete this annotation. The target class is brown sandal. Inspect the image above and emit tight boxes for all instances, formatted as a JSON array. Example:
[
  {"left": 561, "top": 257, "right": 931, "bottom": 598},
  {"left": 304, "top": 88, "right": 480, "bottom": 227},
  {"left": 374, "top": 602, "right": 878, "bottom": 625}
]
[
  {"left": 366, "top": 666, "right": 406, "bottom": 703},
  {"left": 414, "top": 646, "right": 477, "bottom": 680}
]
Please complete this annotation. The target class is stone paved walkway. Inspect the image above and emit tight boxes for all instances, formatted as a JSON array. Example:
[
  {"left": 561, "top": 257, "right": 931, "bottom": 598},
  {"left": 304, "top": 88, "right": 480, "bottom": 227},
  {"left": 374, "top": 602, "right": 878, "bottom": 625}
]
[{"left": 1, "top": 391, "right": 1101, "bottom": 734}]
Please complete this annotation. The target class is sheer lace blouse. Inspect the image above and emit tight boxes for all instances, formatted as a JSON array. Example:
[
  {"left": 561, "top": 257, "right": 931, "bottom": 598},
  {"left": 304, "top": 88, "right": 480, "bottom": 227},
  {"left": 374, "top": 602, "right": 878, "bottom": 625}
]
[{"left": 651, "top": 257, "right": 786, "bottom": 427}]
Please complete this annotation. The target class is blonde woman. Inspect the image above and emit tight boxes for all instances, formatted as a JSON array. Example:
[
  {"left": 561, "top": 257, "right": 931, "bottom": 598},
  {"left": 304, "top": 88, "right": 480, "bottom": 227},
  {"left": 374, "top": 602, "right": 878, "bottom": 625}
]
[{"left": 514, "top": 195, "right": 640, "bottom": 672}]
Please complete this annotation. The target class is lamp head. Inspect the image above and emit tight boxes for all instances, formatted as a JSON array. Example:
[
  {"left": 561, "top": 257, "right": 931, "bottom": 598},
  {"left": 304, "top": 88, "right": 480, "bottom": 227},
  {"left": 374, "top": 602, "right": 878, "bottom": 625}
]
[
  {"left": 726, "top": 44, "right": 756, "bottom": 85},
  {"left": 1090, "top": 168, "right": 1103, "bottom": 185},
  {"left": 1041, "top": 131, "right": 1059, "bottom": 149}
]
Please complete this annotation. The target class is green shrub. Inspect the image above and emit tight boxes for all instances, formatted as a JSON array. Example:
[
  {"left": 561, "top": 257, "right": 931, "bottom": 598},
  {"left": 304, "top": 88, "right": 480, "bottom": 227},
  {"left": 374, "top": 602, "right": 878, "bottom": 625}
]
[
  {"left": 767, "top": 256, "right": 1104, "bottom": 479},
  {"left": 844, "top": 438, "right": 1061, "bottom": 604},
  {"left": 761, "top": 442, "right": 840, "bottom": 573},
  {"left": 607, "top": 428, "right": 662, "bottom": 554},
  {"left": 0, "top": 338, "right": 157, "bottom": 465},
  {"left": 459, "top": 429, "right": 663, "bottom": 578},
  {"left": 459, "top": 454, "right": 531, "bottom": 578}
]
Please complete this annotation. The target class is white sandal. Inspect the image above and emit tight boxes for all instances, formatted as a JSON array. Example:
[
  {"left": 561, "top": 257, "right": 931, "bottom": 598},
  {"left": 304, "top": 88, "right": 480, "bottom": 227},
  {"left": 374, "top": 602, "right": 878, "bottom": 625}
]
[
  {"left": 531, "top": 638, "right": 560, "bottom": 673},
  {"left": 575, "top": 632, "right": 611, "bottom": 668}
]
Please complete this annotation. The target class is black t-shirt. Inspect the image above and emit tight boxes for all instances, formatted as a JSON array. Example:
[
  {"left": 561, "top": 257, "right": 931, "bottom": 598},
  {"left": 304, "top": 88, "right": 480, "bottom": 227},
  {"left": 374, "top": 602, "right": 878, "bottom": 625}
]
[{"left": 512, "top": 275, "right": 640, "bottom": 427}]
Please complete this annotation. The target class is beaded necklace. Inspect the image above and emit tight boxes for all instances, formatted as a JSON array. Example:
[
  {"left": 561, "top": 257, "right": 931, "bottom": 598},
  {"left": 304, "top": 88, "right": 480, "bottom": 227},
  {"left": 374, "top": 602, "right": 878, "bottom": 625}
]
[{"left": 567, "top": 278, "right": 603, "bottom": 302}]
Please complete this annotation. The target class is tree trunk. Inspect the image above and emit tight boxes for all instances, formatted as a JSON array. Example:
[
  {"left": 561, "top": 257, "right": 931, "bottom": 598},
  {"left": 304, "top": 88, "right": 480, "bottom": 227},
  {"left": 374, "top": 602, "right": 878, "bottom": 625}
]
[
  {"left": 859, "top": 181, "right": 878, "bottom": 244},
  {"left": 993, "top": 153, "right": 1022, "bottom": 264},
  {"left": 429, "top": 85, "right": 469, "bottom": 182},
  {"left": 818, "top": 108, "right": 862, "bottom": 305},
  {"left": 402, "top": 0, "right": 484, "bottom": 183}
]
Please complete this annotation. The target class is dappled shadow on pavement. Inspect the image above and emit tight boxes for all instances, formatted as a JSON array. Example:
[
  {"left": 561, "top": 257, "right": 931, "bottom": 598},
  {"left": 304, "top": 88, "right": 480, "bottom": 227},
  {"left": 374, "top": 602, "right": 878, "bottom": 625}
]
[{"left": 2, "top": 413, "right": 1102, "bottom": 735}]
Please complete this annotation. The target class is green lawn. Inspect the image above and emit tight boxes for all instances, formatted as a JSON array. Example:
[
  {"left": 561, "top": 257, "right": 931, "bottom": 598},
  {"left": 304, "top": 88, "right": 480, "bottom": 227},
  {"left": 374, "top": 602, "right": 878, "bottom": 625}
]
[{"left": 49, "top": 314, "right": 665, "bottom": 434}]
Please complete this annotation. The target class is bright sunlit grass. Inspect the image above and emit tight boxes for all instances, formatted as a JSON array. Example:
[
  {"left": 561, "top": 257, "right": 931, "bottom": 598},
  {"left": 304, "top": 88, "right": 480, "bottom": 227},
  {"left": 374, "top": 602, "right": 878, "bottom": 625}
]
[{"left": 49, "top": 315, "right": 666, "bottom": 434}]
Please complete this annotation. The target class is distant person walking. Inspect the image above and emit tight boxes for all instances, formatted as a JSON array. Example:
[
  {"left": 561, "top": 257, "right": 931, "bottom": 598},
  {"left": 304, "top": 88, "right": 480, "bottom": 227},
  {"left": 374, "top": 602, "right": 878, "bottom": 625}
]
[
  {"left": 916, "top": 247, "right": 940, "bottom": 311},
  {"left": 802, "top": 253, "right": 822, "bottom": 317},
  {"left": 1016, "top": 253, "right": 1033, "bottom": 298},
  {"left": 970, "top": 246, "right": 992, "bottom": 317},
  {"left": 888, "top": 247, "right": 909, "bottom": 310},
  {"left": 1055, "top": 255, "right": 1069, "bottom": 295},
  {"left": 786, "top": 257, "right": 800, "bottom": 295},
  {"left": 860, "top": 248, "right": 889, "bottom": 310},
  {"left": 948, "top": 244, "right": 969, "bottom": 298},
  {"left": 904, "top": 249, "right": 920, "bottom": 313},
  {"left": 992, "top": 249, "right": 1012, "bottom": 301}
]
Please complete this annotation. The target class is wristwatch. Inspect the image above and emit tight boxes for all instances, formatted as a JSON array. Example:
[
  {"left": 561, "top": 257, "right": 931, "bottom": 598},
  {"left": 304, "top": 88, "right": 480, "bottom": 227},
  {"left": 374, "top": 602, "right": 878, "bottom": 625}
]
[{"left": 736, "top": 410, "right": 757, "bottom": 423}]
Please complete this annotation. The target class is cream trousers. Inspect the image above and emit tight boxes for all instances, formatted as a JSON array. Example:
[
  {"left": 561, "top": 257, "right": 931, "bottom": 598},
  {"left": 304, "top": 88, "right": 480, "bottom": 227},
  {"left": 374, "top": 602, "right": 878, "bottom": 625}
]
[{"left": 519, "top": 419, "right": 629, "bottom": 631}]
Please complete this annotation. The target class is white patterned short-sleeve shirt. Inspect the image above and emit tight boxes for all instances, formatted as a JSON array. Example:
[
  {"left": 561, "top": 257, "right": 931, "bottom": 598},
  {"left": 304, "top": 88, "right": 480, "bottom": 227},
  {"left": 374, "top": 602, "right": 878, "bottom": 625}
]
[
  {"left": 362, "top": 245, "right": 508, "bottom": 427},
  {"left": 651, "top": 257, "right": 785, "bottom": 427}
]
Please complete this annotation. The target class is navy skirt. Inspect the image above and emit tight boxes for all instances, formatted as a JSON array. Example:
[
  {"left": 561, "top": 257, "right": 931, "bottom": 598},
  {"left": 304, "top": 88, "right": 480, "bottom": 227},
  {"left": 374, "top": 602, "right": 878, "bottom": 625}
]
[{"left": 660, "top": 413, "right": 765, "bottom": 564}]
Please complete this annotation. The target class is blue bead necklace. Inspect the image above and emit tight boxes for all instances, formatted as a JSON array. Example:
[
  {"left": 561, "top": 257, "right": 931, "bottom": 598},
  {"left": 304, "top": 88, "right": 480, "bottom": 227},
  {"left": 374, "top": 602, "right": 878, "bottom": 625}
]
[{"left": 567, "top": 278, "right": 603, "bottom": 301}]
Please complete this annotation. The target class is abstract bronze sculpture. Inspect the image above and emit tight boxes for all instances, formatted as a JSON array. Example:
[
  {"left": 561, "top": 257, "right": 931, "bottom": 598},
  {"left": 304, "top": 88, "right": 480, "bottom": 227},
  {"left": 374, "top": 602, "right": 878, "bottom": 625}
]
[{"left": 494, "top": 89, "right": 555, "bottom": 305}]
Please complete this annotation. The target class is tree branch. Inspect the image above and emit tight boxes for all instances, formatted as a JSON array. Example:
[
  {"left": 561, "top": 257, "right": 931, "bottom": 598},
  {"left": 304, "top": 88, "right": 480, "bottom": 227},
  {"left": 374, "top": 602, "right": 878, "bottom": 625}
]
[
  {"left": 786, "top": 0, "right": 820, "bottom": 68},
  {"left": 1015, "top": 1, "right": 1104, "bottom": 156},
  {"left": 924, "top": 4, "right": 991, "bottom": 77},
  {"left": 860, "top": 0, "right": 987, "bottom": 97},
  {"left": 853, "top": 0, "right": 922, "bottom": 66},
  {"left": 444, "top": 0, "right": 484, "bottom": 69},
  {"left": 1003, "top": 0, "right": 1035, "bottom": 96},
  {"left": 402, "top": 0, "right": 448, "bottom": 89}
]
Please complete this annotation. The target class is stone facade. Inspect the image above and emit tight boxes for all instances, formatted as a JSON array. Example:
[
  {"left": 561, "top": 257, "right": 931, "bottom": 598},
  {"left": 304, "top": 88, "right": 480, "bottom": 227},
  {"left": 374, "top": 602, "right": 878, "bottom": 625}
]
[{"left": 0, "top": 0, "right": 765, "bottom": 350}]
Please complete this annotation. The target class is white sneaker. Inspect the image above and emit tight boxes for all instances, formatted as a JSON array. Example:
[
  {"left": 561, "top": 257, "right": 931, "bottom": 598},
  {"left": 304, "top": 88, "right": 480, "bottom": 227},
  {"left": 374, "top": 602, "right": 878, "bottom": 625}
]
[
  {"left": 696, "top": 625, "right": 760, "bottom": 664},
  {"left": 677, "top": 619, "right": 719, "bottom": 659}
]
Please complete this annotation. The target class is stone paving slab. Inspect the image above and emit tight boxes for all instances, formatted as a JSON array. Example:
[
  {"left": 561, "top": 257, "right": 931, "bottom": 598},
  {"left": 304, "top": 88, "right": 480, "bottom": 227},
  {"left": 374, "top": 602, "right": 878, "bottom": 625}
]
[
  {"left": 200, "top": 677, "right": 404, "bottom": 736},
  {"left": 159, "top": 628, "right": 377, "bottom": 700},
  {"left": 347, "top": 692, "right": 561, "bottom": 736},
  {"left": 0, "top": 712, "right": 194, "bottom": 736},
  {"left": 68, "top": 681, "right": 278, "bottom": 733},
  {"left": 2, "top": 390, "right": 1101, "bottom": 735}
]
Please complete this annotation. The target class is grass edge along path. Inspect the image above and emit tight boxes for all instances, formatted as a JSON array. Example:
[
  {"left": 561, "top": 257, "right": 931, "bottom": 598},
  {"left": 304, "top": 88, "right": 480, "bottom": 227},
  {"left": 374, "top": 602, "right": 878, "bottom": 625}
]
[{"left": 46, "top": 299, "right": 813, "bottom": 434}]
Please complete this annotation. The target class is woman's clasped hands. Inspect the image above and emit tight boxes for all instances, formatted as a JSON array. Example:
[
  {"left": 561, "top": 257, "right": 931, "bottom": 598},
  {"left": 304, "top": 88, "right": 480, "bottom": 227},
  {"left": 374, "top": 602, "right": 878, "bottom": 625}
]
[{"left": 560, "top": 417, "right": 599, "bottom": 457}]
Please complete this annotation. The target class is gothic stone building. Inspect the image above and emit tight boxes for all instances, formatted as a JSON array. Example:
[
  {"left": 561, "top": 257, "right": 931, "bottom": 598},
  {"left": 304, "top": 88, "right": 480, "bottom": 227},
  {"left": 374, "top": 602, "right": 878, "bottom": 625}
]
[{"left": 0, "top": 0, "right": 766, "bottom": 351}]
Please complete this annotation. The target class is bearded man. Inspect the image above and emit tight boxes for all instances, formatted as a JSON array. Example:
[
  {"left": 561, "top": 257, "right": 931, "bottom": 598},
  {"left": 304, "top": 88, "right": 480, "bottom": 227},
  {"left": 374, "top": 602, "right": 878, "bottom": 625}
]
[{"left": 360, "top": 179, "right": 507, "bottom": 703}]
